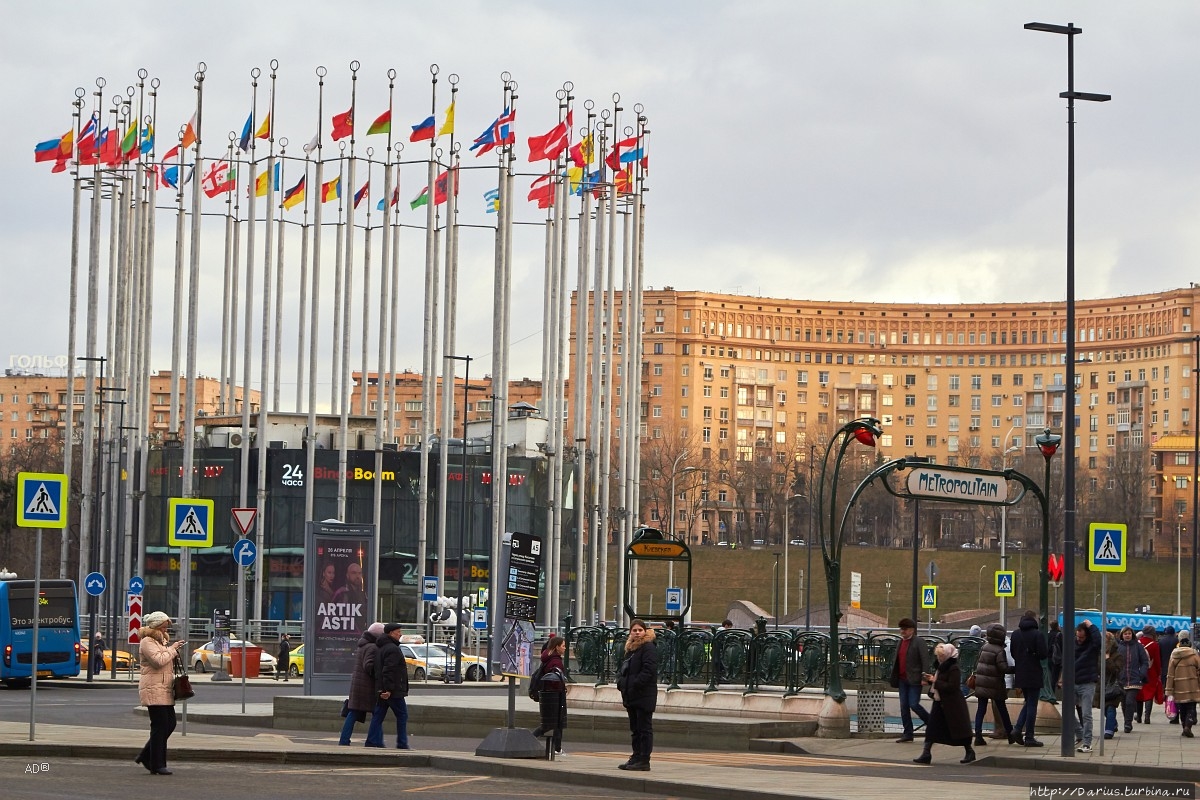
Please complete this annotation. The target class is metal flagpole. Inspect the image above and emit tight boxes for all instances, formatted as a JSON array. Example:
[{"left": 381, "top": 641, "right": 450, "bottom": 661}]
[
  {"left": 238, "top": 67, "right": 261, "bottom": 636},
  {"left": 226, "top": 137, "right": 243, "bottom": 418},
  {"left": 272, "top": 137, "right": 288, "bottom": 413},
  {"left": 387, "top": 140, "right": 403, "bottom": 442},
  {"left": 63, "top": 89, "right": 86, "bottom": 578},
  {"left": 304, "top": 66, "right": 327, "bottom": 525},
  {"left": 438, "top": 78, "right": 462, "bottom": 611},
  {"left": 598, "top": 106, "right": 617, "bottom": 624},
  {"left": 358, "top": 154, "right": 373, "bottom": 419},
  {"left": 136, "top": 82, "right": 161, "bottom": 589},
  {"left": 588, "top": 112, "right": 610, "bottom": 624},
  {"left": 571, "top": 100, "right": 593, "bottom": 622},
  {"left": 294, "top": 141, "right": 311, "bottom": 413},
  {"left": 417, "top": 65, "right": 440, "bottom": 622},
  {"left": 336, "top": 61, "right": 360, "bottom": 520}
]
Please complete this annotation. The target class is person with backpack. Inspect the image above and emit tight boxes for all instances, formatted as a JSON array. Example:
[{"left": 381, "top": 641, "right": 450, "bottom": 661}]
[{"left": 530, "top": 635, "right": 568, "bottom": 755}]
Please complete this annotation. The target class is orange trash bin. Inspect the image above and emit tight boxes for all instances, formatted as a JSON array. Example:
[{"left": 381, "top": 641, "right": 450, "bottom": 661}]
[{"left": 227, "top": 645, "right": 262, "bottom": 678}]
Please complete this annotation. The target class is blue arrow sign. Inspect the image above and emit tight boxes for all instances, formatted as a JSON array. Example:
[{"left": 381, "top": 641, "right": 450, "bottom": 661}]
[
  {"left": 232, "top": 538, "right": 257, "bottom": 567},
  {"left": 85, "top": 572, "right": 106, "bottom": 597},
  {"left": 128, "top": 576, "right": 144, "bottom": 594}
]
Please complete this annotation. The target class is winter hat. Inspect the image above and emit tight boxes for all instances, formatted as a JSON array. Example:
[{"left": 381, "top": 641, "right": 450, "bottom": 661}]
[
  {"left": 143, "top": 611, "right": 170, "bottom": 629},
  {"left": 1179, "top": 629, "right": 1191, "bottom": 643},
  {"left": 383, "top": 623, "right": 404, "bottom": 635},
  {"left": 367, "top": 622, "right": 386, "bottom": 636}
]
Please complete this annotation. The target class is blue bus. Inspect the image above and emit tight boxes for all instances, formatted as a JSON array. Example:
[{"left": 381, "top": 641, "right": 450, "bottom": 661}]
[
  {"left": 1065, "top": 609, "right": 1199, "bottom": 636},
  {"left": 0, "top": 579, "right": 82, "bottom": 687}
]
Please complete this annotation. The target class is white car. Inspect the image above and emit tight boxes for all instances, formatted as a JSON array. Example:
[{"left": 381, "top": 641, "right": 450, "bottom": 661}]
[
  {"left": 399, "top": 642, "right": 459, "bottom": 681},
  {"left": 191, "top": 640, "right": 278, "bottom": 673}
]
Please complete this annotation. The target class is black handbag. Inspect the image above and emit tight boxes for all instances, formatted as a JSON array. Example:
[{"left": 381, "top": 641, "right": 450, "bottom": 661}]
[{"left": 173, "top": 656, "right": 196, "bottom": 702}]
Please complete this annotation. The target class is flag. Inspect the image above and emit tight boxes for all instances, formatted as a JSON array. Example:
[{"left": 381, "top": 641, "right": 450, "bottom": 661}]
[
  {"left": 98, "top": 128, "right": 120, "bottom": 165},
  {"left": 181, "top": 113, "right": 198, "bottom": 150},
  {"left": 409, "top": 186, "right": 429, "bottom": 210},
  {"left": 238, "top": 112, "right": 253, "bottom": 152},
  {"left": 119, "top": 124, "right": 138, "bottom": 160},
  {"left": 331, "top": 107, "right": 353, "bottom": 141},
  {"left": 353, "top": 181, "right": 369, "bottom": 208},
  {"left": 282, "top": 175, "right": 305, "bottom": 210},
  {"left": 321, "top": 176, "right": 341, "bottom": 202},
  {"left": 158, "top": 164, "right": 180, "bottom": 189},
  {"left": 567, "top": 167, "right": 603, "bottom": 197},
  {"left": 202, "top": 160, "right": 236, "bottom": 198},
  {"left": 377, "top": 185, "right": 399, "bottom": 211},
  {"left": 255, "top": 112, "right": 271, "bottom": 141},
  {"left": 438, "top": 101, "right": 455, "bottom": 137},
  {"left": 302, "top": 133, "right": 319, "bottom": 156},
  {"left": 34, "top": 134, "right": 64, "bottom": 163},
  {"left": 527, "top": 116, "right": 570, "bottom": 162},
  {"left": 139, "top": 124, "right": 155, "bottom": 155},
  {"left": 527, "top": 174, "right": 554, "bottom": 209},
  {"left": 569, "top": 133, "right": 593, "bottom": 167},
  {"left": 253, "top": 162, "right": 281, "bottom": 197},
  {"left": 161, "top": 144, "right": 180, "bottom": 163},
  {"left": 367, "top": 109, "right": 391, "bottom": 136},
  {"left": 614, "top": 167, "right": 633, "bottom": 194},
  {"left": 409, "top": 115, "right": 435, "bottom": 142},
  {"left": 606, "top": 137, "right": 644, "bottom": 171},
  {"left": 410, "top": 169, "right": 455, "bottom": 209},
  {"left": 76, "top": 115, "right": 99, "bottom": 162},
  {"left": 484, "top": 187, "right": 500, "bottom": 213},
  {"left": 469, "top": 107, "right": 516, "bottom": 156}
]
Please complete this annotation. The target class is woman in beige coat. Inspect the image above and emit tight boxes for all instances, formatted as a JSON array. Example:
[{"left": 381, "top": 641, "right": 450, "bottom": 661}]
[
  {"left": 1165, "top": 629, "right": 1200, "bottom": 738},
  {"left": 136, "top": 611, "right": 186, "bottom": 775}
]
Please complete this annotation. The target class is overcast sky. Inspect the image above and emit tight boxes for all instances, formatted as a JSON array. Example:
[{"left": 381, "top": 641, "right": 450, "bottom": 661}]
[{"left": 6, "top": 1, "right": 1200, "bottom": 395}]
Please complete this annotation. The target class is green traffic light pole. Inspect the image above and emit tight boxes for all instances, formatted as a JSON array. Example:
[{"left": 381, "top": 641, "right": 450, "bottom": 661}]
[
  {"left": 1034, "top": 427, "right": 1061, "bottom": 703},
  {"left": 818, "top": 417, "right": 882, "bottom": 704}
]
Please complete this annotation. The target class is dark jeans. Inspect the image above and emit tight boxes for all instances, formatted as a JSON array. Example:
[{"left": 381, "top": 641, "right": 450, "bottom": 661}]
[
  {"left": 625, "top": 707, "right": 654, "bottom": 763},
  {"left": 1179, "top": 701, "right": 1198, "bottom": 728},
  {"left": 1013, "top": 688, "right": 1040, "bottom": 741},
  {"left": 366, "top": 695, "right": 409, "bottom": 748},
  {"left": 1121, "top": 688, "right": 1140, "bottom": 727},
  {"left": 338, "top": 706, "right": 365, "bottom": 745},
  {"left": 974, "top": 696, "right": 1012, "bottom": 738},
  {"left": 138, "top": 705, "right": 177, "bottom": 771},
  {"left": 898, "top": 680, "right": 930, "bottom": 736}
]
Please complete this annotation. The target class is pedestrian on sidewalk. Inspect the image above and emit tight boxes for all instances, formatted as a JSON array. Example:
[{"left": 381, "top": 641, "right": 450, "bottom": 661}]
[
  {"left": 91, "top": 632, "right": 105, "bottom": 676},
  {"left": 1136, "top": 625, "right": 1163, "bottom": 724},
  {"left": 135, "top": 611, "right": 186, "bottom": 776},
  {"left": 1009, "top": 610, "right": 1048, "bottom": 747},
  {"left": 367, "top": 623, "right": 410, "bottom": 749},
  {"left": 913, "top": 643, "right": 975, "bottom": 765},
  {"left": 1047, "top": 621, "right": 1064, "bottom": 693},
  {"left": 972, "top": 624, "right": 1014, "bottom": 747},
  {"left": 1165, "top": 628, "right": 1200, "bottom": 738},
  {"left": 617, "top": 620, "right": 657, "bottom": 772},
  {"left": 1115, "top": 626, "right": 1148, "bottom": 733},
  {"left": 1160, "top": 626, "right": 1180, "bottom": 724},
  {"left": 889, "top": 618, "right": 932, "bottom": 744},
  {"left": 1062, "top": 619, "right": 1100, "bottom": 753},
  {"left": 531, "top": 635, "right": 568, "bottom": 755},
  {"left": 275, "top": 633, "right": 291, "bottom": 681},
  {"left": 1103, "top": 631, "right": 1124, "bottom": 739},
  {"left": 339, "top": 622, "right": 383, "bottom": 746}
]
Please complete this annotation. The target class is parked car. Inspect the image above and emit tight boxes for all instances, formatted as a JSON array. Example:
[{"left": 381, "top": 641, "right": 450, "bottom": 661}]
[
  {"left": 441, "top": 642, "right": 489, "bottom": 681},
  {"left": 286, "top": 643, "right": 304, "bottom": 678},
  {"left": 716, "top": 541, "right": 730, "bottom": 547},
  {"left": 789, "top": 538, "right": 805, "bottom": 547},
  {"left": 752, "top": 539, "right": 765, "bottom": 546},
  {"left": 960, "top": 542, "right": 981, "bottom": 550},
  {"left": 399, "top": 641, "right": 459, "bottom": 681},
  {"left": 80, "top": 642, "right": 138, "bottom": 671},
  {"left": 191, "top": 640, "right": 278, "bottom": 674}
]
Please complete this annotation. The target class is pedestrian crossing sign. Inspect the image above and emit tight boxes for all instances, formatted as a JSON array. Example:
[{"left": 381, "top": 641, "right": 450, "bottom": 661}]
[
  {"left": 16, "top": 471, "right": 68, "bottom": 529},
  {"left": 168, "top": 498, "right": 214, "bottom": 547},
  {"left": 1088, "top": 522, "right": 1127, "bottom": 573},
  {"left": 995, "top": 570, "right": 1016, "bottom": 598},
  {"left": 921, "top": 585, "right": 937, "bottom": 609}
]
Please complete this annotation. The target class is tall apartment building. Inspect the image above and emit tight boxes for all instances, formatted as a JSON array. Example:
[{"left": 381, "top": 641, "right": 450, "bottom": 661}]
[
  {"left": 350, "top": 371, "right": 547, "bottom": 445},
  {"left": 0, "top": 370, "right": 257, "bottom": 451},
  {"left": 571, "top": 286, "right": 1200, "bottom": 555}
]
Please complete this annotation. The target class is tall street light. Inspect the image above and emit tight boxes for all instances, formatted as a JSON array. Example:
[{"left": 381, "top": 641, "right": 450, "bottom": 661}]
[
  {"left": 1178, "top": 513, "right": 1185, "bottom": 617},
  {"left": 805, "top": 444, "right": 816, "bottom": 631},
  {"left": 782, "top": 493, "right": 803, "bottom": 618},
  {"left": 1025, "top": 19, "right": 1109, "bottom": 759},
  {"left": 978, "top": 563, "right": 991, "bottom": 609},
  {"left": 999, "top": 439, "right": 1021, "bottom": 629}
]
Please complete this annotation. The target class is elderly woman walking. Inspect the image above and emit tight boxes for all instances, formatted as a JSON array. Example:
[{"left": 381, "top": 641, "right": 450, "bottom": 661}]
[
  {"left": 913, "top": 642, "right": 976, "bottom": 765},
  {"left": 135, "top": 611, "right": 186, "bottom": 775}
]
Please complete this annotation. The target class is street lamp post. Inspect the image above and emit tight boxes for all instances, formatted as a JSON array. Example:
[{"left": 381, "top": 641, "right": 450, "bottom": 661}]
[
  {"left": 444, "top": 353, "right": 472, "bottom": 684},
  {"left": 1000, "top": 440, "right": 1021, "bottom": 629},
  {"left": 783, "top": 493, "right": 803, "bottom": 618},
  {"left": 805, "top": 444, "right": 816, "bottom": 631},
  {"left": 978, "top": 563, "right": 990, "bottom": 609},
  {"left": 1025, "top": 19, "right": 1109, "bottom": 759},
  {"left": 1178, "top": 514, "right": 1185, "bottom": 616},
  {"left": 772, "top": 552, "right": 781, "bottom": 629}
]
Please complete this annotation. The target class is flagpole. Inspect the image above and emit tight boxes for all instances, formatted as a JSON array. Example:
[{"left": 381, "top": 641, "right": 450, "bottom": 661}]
[
  {"left": 62, "top": 88, "right": 86, "bottom": 579},
  {"left": 304, "top": 65, "right": 328, "bottom": 527},
  {"left": 437, "top": 75, "right": 461, "bottom": 615},
  {"left": 295, "top": 138, "right": 311, "bottom": 413},
  {"left": 627, "top": 104, "right": 649, "bottom": 586},
  {"left": 226, "top": 135, "right": 243, "bottom": 418},
  {"left": 336, "top": 60, "right": 360, "bottom": 520},
  {"left": 571, "top": 99, "right": 593, "bottom": 623},
  {"left": 331, "top": 146, "right": 345, "bottom": 415},
  {"left": 239, "top": 66, "right": 261, "bottom": 523},
  {"left": 359, "top": 148, "right": 373, "bottom": 421},
  {"left": 386, "top": 140, "right": 403, "bottom": 444},
  {"left": 219, "top": 137, "right": 237, "bottom": 415},
  {"left": 272, "top": 137, "right": 287, "bottom": 413},
  {"left": 608, "top": 94, "right": 628, "bottom": 625},
  {"left": 417, "top": 63, "right": 440, "bottom": 622},
  {"left": 589, "top": 109, "right": 610, "bottom": 625}
]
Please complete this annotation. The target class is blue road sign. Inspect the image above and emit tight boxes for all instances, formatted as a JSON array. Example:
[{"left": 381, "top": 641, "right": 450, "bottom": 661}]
[
  {"left": 168, "top": 498, "right": 214, "bottom": 547},
  {"left": 422, "top": 576, "right": 438, "bottom": 601},
  {"left": 232, "top": 538, "right": 257, "bottom": 567},
  {"left": 85, "top": 572, "right": 106, "bottom": 596},
  {"left": 16, "top": 472, "right": 68, "bottom": 529},
  {"left": 1088, "top": 522, "right": 1128, "bottom": 573},
  {"left": 921, "top": 585, "right": 937, "bottom": 609},
  {"left": 128, "top": 576, "right": 144, "bottom": 594},
  {"left": 473, "top": 607, "right": 488, "bottom": 630},
  {"left": 665, "top": 587, "right": 683, "bottom": 612},
  {"left": 995, "top": 571, "right": 1016, "bottom": 598}
]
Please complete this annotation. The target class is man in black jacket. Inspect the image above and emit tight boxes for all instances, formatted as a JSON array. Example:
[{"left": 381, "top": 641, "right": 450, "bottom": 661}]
[
  {"left": 366, "top": 623, "right": 410, "bottom": 749},
  {"left": 1062, "top": 619, "right": 1100, "bottom": 752},
  {"left": 890, "top": 618, "right": 932, "bottom": 743},
  {"left": 1010, "top": 610, "right": 1049, "bottom": 747}
]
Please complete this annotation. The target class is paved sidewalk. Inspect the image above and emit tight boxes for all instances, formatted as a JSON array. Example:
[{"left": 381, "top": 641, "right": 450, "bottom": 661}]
[{"left": 4, "top": 681, "right": 1199, "bottom": 800}]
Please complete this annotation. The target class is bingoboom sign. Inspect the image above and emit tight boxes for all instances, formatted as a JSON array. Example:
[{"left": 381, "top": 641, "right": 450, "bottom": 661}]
[{"left": 905, "top": 467, "right": 1008, "bottom": 503}]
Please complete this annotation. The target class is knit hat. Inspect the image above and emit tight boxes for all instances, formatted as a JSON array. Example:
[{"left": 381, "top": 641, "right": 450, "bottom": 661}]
[
  {"left": 367, "top": 622, "right": 386, "bottom": 636},
  {"left": 1179, "top": 629, "right": 1191, "bottom": 643},
  {"left": 143, "top": 611, "right": 170, "bottom": 629},
  {"left": 383, "top": 623, "right": 404, "bottom": 635}
]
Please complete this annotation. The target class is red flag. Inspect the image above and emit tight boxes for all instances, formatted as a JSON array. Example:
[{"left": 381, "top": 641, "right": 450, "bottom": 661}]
[
  {"left": 527, "top": 120, "right": 569, "bottom": 162},
  {"left": 527, "top": 174, "right": 554, "bottom": 208},
  {"left": 614, "top": 167, "right": 633, "bottom": 195},
  {"left": 202, "top": 161, "right": 236, "bottom": 198},
  {"left": 331, "top": 107, "right": 353, "bottom": 141}
]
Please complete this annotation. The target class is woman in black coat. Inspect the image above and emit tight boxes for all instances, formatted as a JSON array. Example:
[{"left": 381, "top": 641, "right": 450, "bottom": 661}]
[
  {"left": 914, "top": 642, "right": 976, "bottom": 765},
  {"left": 531, "top": 635, "right": 568, "bottom": 754},
  {"left": 973, "top": 624, "right": 1015, "bottom": 746},
  {"left": 617, "top": 620, "right": 658, "bottom": 772}
]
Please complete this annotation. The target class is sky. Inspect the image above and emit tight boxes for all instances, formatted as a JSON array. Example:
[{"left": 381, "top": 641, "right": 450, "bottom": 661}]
[{"left": 6, "top": 1, "right": 1200, "bottom": 398}]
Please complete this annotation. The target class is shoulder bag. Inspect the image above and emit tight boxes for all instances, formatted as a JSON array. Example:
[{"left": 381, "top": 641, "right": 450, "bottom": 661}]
[{"left": 173, "top": 656, "right": 196, "bottom": 702}]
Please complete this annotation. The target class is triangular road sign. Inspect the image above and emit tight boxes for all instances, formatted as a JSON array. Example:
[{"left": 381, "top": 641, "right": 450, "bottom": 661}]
[{"left": 231, "top": 507, "right": 257, "bottom": 535}]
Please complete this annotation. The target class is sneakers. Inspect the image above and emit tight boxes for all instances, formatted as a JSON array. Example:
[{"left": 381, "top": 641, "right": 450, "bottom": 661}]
[{"left": 1077, "top": 744, "right": 1092, "bottom": 753}]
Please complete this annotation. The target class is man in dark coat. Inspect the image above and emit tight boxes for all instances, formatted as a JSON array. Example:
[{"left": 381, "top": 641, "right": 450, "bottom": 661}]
[
  {"left": 1064, "top": 619, "right": 1100, "bottom": 752},
  {"left": 617, "top": 620, "right": 658, "bottom": 771},
  {"left": 366, "top": 623, "right": 411, "bottom": 749},
  {"left": 339, "top": 622, "right": 383, "bottom": 746},
  {"left": 275, "top": 633, "right": 291, "bottom": 681},
  {"left": 1010, "top": 610, "right": 1049, "bottom": 746},
  {"left": 890, "top": 618, "right": 933, "bottom": 743}
]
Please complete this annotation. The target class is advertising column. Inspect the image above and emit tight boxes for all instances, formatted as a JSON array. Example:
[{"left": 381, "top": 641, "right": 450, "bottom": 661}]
[{"left": 303, "top": 520, "right": 377, "bottom": 697}]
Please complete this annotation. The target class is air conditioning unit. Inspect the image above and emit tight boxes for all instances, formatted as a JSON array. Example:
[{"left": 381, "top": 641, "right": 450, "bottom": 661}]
[{"left": 228, "top": 429, "right": 257, "bottom": 447}]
